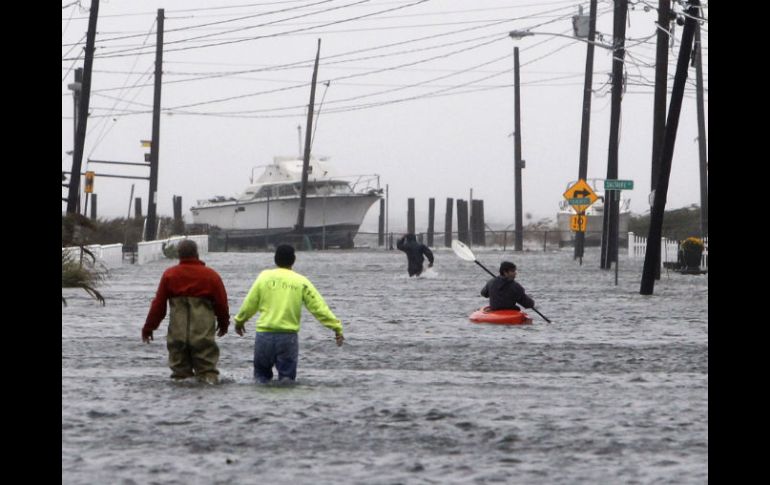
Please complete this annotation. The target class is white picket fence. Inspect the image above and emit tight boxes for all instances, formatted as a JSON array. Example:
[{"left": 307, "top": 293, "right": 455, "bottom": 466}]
[{"left": 627, "top": 232, "right": 708, "bottom": 268}]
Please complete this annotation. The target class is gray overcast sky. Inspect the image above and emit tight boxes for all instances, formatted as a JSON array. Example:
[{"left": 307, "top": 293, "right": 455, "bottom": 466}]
[{"left": 62, "top": 0, "right": 708, "bottom": 233}]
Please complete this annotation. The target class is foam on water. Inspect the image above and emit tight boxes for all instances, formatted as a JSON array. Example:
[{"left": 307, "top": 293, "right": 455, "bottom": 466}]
[{"left": 62, "top": 247, "right": 708, "bottom": 484}]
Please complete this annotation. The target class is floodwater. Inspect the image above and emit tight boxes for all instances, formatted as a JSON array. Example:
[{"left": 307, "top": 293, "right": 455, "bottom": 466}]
[{"left": 62, "top": 247, "right": 708, "bottom": 484}]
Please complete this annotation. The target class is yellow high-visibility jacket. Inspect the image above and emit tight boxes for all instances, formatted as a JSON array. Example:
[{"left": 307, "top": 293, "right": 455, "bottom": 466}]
[{"left": 234, "top": 268, "right": 342, "bottom": 335}]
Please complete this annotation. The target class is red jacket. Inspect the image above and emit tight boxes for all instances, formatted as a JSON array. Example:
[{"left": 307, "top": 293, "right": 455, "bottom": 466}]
[{"left": 143, "top": 258, "right": 230, "bottom": 335}]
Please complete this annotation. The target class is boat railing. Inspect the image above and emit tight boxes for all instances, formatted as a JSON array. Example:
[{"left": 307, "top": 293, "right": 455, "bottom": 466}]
[
  {"left": 250, "top": 165, "right": 271, "bottom": 184},
  {"left": 347, "top": 174, "right": 381, "bottom": 194}
]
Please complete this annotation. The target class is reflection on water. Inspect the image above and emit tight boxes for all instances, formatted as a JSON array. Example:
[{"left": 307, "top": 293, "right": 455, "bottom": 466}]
[{"left": 62, "top": 247, "right": 707, "bottom": 484}]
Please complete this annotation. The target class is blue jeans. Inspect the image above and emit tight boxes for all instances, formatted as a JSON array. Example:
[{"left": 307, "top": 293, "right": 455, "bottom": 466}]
[{"left": 253, "top": 332, "right": 299, "bottom": 383}]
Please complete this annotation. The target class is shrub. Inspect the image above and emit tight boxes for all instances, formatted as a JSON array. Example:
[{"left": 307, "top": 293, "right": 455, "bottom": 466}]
[{"left": 680, "top": 237, "right": 704, "bottom": 251}]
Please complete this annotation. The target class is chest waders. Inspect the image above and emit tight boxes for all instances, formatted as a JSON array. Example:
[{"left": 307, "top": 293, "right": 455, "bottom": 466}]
[{"left": 167, "top": 296, "right": 220, "bottom": 383}]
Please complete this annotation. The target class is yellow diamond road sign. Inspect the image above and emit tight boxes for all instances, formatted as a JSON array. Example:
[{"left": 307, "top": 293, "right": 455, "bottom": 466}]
[{"left": 563, "top": 179, "right": 599, "bottom": 213}]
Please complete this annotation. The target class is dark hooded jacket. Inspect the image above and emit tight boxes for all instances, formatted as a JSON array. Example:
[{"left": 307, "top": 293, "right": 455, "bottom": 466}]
[
  {"left": 480, "top": 276, "right": 534, "bottom": 311},
  {"left": 396, "top": 234, "right": 434, "bottom": 274}
]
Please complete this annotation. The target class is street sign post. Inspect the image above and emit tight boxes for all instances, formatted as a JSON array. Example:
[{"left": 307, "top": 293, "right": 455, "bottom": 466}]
[{"left": 601, "top": 179, "right": 633, "bottom": 286}]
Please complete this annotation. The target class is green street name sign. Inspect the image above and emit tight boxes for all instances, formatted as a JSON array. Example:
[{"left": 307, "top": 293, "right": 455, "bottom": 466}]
[{"left": 604, "top": 179, "right": 634, "bottom": 190}]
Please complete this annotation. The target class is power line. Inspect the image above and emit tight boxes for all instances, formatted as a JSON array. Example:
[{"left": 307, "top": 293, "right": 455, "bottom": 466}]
[
  {"left": 78, "top": 3, "right": 582, "bottom": 94},
  {"left": 78, "top": 0, "right": 338, "bottom": 46},
  {"left": 87, "top": 0, "right": 421, "bottom": 59}
]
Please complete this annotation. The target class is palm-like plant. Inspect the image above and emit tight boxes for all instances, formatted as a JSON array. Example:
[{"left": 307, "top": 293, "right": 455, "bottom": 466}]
[
  {"left": 62, "top": 213, "right": 107, "bottom": 306},
  {"left": 61, "top": 248, "right": 106, "bottom": 306}
]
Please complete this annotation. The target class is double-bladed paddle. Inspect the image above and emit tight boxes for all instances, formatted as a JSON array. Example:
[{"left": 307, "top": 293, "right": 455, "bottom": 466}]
[{"left": 451, "top": 239, "right": 552, "bottom": 323}]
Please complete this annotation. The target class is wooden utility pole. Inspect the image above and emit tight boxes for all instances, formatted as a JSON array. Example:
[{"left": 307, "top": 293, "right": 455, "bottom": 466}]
[
  {"left": 66, "top": 0, "right": 99, "bottom": 215},
  {"left": 145, "top": 9, "right": 164, "bottom": 241},
  {"left": 513, "top": 47, "right": 524, "bottom": 251},
  {"left": 296, "top": 39, "right": 322, "bottom": 235},
  {"left": 649, "top": 0, "right": 671, "bottom": 279},
  {"left": 68, "top": 68, "right": 83, "bottom": 176},
  {"left": 600, "top": 0, "right": 628, "bottom": 270},
  {"left": 693, "top": 20, "right": 708, "bottom": 238},
  {"left": 127, "top": 184, "right": 135, "bottom": 219},
  {"left": 651, "top": 0, "right": 671, "bottom": 195},
  {"left": 574, "top": 0, "right": 597, "bottom": 262},
  {"left": 640, "top": 0, "right": 700, "bottom": 295}
]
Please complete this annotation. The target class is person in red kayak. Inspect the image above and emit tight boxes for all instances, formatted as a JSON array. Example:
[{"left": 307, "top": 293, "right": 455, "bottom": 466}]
[{"left": 480, "top": 261, "right": 535, "bottom": 311}]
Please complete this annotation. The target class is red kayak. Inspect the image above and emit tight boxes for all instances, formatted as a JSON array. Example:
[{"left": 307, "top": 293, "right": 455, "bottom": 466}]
[{"left": 469, "top": 306, "right": 533, "bottom": 325}]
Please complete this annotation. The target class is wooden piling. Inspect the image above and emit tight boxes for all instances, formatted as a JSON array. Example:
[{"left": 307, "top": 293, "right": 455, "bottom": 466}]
[
  {"left": 172, "top": 195, "right": 184, "bottom": 234},
  {"left": 407, "top": 198, "right": 415, "bottom": 235},
  {"left": 472, "top": 199, "right": 485, "bottom": 246},
  {"left": 444, "top": 197, "right": 453, "bottom": 247},
  {"left": 457, "top": 199, "right": 469, "bottom": 244},
  {"left": 90, "top": 194, "right": 97, "bottom": 221},
  {"left": 427, "top": 198, "right": 435, "bottom": 247},
  {"left": 378, "top": 198, "right": 385, "bottom": 247}
]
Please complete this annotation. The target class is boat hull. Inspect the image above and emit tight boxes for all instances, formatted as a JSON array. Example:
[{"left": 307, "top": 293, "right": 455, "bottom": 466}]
[
  {"left": 191, "top": 193, "right": 380, "bottom": 249},
  {"left": 469, "top": 307, "right": 532, "bottom": 325},
  {"left": 206, "top": 223, "right": 364, "bottom": 250}
]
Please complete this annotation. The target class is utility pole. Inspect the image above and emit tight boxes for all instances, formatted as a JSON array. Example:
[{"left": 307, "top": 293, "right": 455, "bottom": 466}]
[
  {"left": 640, "top": 0, "right": 699, "bottom": 295},
  {"left": 66, "top": 0, "right": 99, "bottom": 215},
  {"left": 127, "top": 184, "right": 135, "bottom": 219},
  {"left": 513, "top": 47, "right": 524, "bottom": 251},
  {"left": 651, "top": 0, "right": 671, "bottom": 195},
  {"left": 574, "top": 0, "right": 597, "bottom": 263},
  {"left": 297, "top": 125, "right": 302, "bottom": 158},
  {"left": 600, "top": 0, "right": 628, "bottom": 270},
  {"left": 649, "top": 0, "right": 671, "bottom": 279},
  {"left": 145, "top": 8, "right": 164, "bottom": 241},
  {"left": 296, "top": 39, "right": 321, "bottom": 235},
  {"left": 693, "top": 19, "right": 708, "bottom": 238},
  {"left": 68, "top": 68, "right": 83, "bottom": 168},
  {"left": 67, "top": 68, "right": 84, "bottom": 214}
]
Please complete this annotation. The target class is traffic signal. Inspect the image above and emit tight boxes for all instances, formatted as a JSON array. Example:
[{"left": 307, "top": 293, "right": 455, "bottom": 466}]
[{"left": 84, "top": 171, "right": 95, "bottom": 193}]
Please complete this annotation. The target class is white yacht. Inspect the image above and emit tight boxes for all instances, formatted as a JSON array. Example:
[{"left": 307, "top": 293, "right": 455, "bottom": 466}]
[{"left": 190, "top": 156, "right": 382, "bottom": 248}]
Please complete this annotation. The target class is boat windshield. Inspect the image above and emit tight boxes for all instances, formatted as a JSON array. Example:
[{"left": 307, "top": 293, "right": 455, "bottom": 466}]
[{"left": 245, "top": 181, "right": 352, "bottom": 199}]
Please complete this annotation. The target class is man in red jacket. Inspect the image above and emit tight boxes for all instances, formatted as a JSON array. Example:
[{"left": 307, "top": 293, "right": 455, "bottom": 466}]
[{"left": 142, "top": 239, "right": 230, "bottom": 384}]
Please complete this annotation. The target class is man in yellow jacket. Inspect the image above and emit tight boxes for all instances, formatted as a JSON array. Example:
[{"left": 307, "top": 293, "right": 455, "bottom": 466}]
[{"left": 234, "top": 244, "right": 344, "bottom": 383}]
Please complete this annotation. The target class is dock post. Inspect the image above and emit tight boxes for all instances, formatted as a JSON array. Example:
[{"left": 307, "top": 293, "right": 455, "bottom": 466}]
[
  {"left": 427, "top": 198, "right": 435, "bottom": 247},
  {"left": 444, "top": 198, "right": 453, "bottom": 247},
  {"left": 407, "top": 198, "right": 415, "bottom": 235},
  {"left": 457, "top": 199, "right": 469, "bottom": 245}
]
